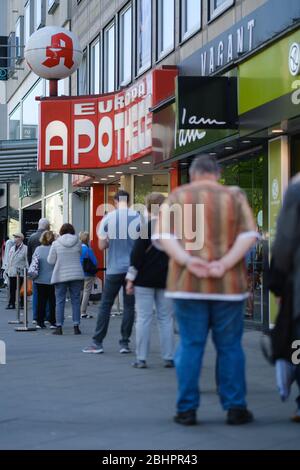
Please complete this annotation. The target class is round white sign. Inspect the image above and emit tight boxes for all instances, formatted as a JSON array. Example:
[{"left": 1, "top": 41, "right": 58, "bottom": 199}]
[
  {"left": 289, "top": 42, "right": 300, "bottom": 77},
  {"left": 25, "top": 27, "right": 82, "bottom": 79}
]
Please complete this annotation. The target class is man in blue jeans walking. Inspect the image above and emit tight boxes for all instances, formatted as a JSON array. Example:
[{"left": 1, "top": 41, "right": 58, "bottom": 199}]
[
  {"left": 154, "top": 155, "right": 258, "bottom": 426},
  {"left": 83, "top": 190, "right": 140, "bottom": 354}
]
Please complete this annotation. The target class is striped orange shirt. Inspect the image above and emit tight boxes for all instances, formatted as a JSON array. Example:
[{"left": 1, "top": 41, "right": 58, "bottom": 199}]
[{"left": 157, "top": 180, "right": 257, "bottom": 300}]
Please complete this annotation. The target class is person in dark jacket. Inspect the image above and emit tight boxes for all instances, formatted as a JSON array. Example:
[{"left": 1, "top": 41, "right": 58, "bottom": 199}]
[
  {"left": 126, "top": 192, "right": 174, "bottom": 369},
  {"left": 27, "top": 218, "right": 50, "bottom": 324},
  {"left": 271, "top": 174, "right": 300, "bottom": 423}
]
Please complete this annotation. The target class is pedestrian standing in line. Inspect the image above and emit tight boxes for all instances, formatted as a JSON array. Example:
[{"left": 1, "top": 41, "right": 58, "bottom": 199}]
[
  {"left": 126, "top": 192, "right": 174, "bottom": 369},
  {"left": 83, "top": 190, "right": 140, "bottom": 354},
  {"left": 269, "top": 174, "right": 300, "bottom": 423},
  {"left": 32, "top": 230, "right": 56, "bottom": 329},
  {"left": 27, "top": 218, "right": 50, "bottom": 324},
  {"left": 79, "top": 231, "right": 98, "bottom": 319},
  {"left": 154, "top": 155, "right": 258, "bottom": 426},
  {"left": 2, "top": 237, "right": 15, "bottom": 303},
  {"left": 47, "top": 223, "right": 84, "bottom": 335},
  {"left": 6, "top": 233, "right": 28, "bottom": 309}
]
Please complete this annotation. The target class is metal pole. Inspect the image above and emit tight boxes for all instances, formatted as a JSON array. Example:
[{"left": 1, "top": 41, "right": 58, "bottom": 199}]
[
  {"left": 8, "top": 270, "right": 23, "bottom": 325},
  {"left": 15, "top": 268, "right": 36, "bottom": 332},
  {"left": 49, "top": 79, "right": 58, "bottom": 97}
]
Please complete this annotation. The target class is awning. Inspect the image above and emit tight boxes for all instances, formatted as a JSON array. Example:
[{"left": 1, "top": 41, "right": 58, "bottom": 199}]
[{"left": 0, "top": 139, "right": 37, "bottom": 182}]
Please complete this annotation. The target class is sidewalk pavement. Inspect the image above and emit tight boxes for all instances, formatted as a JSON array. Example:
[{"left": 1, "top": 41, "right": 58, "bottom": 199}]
[{"left": 0, "top": 287, "right": 299, "bottom": 450}]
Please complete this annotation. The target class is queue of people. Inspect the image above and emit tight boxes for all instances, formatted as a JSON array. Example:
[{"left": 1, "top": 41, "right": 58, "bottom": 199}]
[{"left": 2, "top": 153, "right": 299, "bottom": 427}]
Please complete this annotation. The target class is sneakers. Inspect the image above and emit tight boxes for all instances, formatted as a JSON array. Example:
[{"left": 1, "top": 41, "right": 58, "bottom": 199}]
[
  {"left": 52, "top": 326, "right": 63, "bottom": 335},
  {"left": 32, "top": 320, "right": 37, "bottom": 325},
  {"left": 49, "top": 324, "right": 57, "bottom": 329},
  {"left": 120, "top": 346, "right": 131, "bottom": 354},
  {"left": 132, "top": 360, "right": 147, "bottom": 369},
  {"left": 227, "top": 408, "right": 254, "bottom": 425},
  {"left": 6, "top": 304, "right": 15, "bottom": 310},
  {"left": 164, "top": 359, "right": 175, "bottom": 368},
  {"left": 174, "top": 410, "right": 197, "bottom": 426},
  {"left": 74, "top": 325, "right": 81, "bottom": 335},
  {"left": 82, "top": 344, "right": 104, "bottom": 354},
  {"left": 80, "top": 314, "right": 88, "bottom": 319},
  {"left": 36, "top": 323, "right": 46, "bottom": 329}
]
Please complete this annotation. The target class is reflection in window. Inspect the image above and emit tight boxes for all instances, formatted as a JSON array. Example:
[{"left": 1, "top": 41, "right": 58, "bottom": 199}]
[
  {"left": 77, "top": 48, "right": 87, "bottom": 95},
  {"left": 104, "top": 23, "right": 115, "bottom": 93},
  {"left": 157, "top": 0, "right": 174, "bottom": 59},
  {"left": 134, "top": 174, "right": 169, "bottom": 204},
  {"left": 90, "top": 38, "right": 100, "bottom": 94},
  {"left": 15, "top": 16, "right": 24, "bottom": 62},
  {"left": 210, "top": 0, "right": 234, "bottom": 20},
  {"left": 24, "top": 1, "right": 32, "bottom": 46},
  {"left": 45, "top": 192, "right": 63, "bottom": 234},
  {"left": 22, "top": 79, "right": 44, "bottom": 139},
  {"left": 9, "top": 106, "right": 21, "bottom": 140},
  {"left": 181, "top": 0, "right": 201, "bottom": 41},
  {"left": 119, "top": 5, "right": 132, "bottom": 86},
  {"left": 137, "top": 0, "right": 152, "bottom": 74},
  {"left": 35, "top": 0, "right": 45, "bottom": 29}
]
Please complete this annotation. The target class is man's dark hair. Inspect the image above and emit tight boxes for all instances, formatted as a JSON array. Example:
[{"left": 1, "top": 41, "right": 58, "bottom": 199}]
[
  {"left": 189, "top": 154, "right": 220, "bottom": 178},
  {"left": 59, "top": 223, "right": 75, "bottom": 236},
  {"left": 114, "top": 190, "right": 130, "bottom": 204}
]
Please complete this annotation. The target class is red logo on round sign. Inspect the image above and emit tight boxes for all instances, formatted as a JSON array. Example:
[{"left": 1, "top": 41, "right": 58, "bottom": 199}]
[{"left": 42, "top": 33, "right": 74, "bottom": 69}]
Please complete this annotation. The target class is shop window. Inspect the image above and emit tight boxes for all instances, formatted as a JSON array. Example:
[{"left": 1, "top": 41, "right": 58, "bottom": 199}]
[
  {"left": 209, "top": 0, "right": 234, "bottom": 21},
  {"left": 119, "top": 4, "right": 132, "bottom": 86},
  {"left": 134, "top": 174, "right": 169, "bottom": 205},
  {"left": 90, "top": 37, "right": 100, "bottom": 94},
  {"left": 22, "top": 79, "right": 44, "bottom": 139},
  {"left": 104, "top": 22, "right": 115, "bottom": 93},
  {"left": 15, "top": 16, "right": 24, "bottom": 63},
  {"left": 157, "top": 0, "right": 174, "bottom": 60},
  {"left": 35, "top": 0, "right": 45, "bottom": 29},
  {"left": 45, "top": 192, "right": 63, "bottom": 234},
  {"left": 9, "top": 105, "right": 21, "bottom": 140},
  {"left": 136, "top": 0, "right": 152, "bottom": 75},
  {"left": 181, "top": 0, "right": 201, "bottom": 42},
  {"left": 77, "top": 48, "right": 87, "bottom": 95}
]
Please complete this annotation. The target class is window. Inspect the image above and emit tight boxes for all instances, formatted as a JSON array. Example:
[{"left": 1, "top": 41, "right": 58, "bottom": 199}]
[
  {"left": 48, "top": 0, "right": 59, "bottom": 14},
  {"left": 136, "top": 0, "right": 152, "bottom": 75},
  {"left": 35, "top": 0, "right": 45, "bottom": 29},
  {"left": 15, "top": 16, "right": 24, "bottom": 63},
  {"left": 77, "top": 48, "right": 87, "bottom": 95},
  {"left": 119, "top": 4, "right": 132, "bottom": 86},
  {"left": 22, "top": 79, "right": 44, "bottom": 139},
  {"left": 181, "top": 0, "right": 201, "bottom": 41},
  {"left": 9, "top": 106, "right": 21, "bottom": 140},
  {"left": 157, "top": 0, "right": 174, "bottom": 59},
  {"left": 7, "top": 32, "right": 15, "bottom": 76},
  {"left": 209, "top": 0, "right": 234, "bottom": 20},
  {"left": 90, "top": 37, "right": 100, "bottom": 94},
  {"left": 24, "top": 0, "right": 33, "bottom": 47},
  {"left": 104, "top": 22, "right": 115, "bottom": 93}
]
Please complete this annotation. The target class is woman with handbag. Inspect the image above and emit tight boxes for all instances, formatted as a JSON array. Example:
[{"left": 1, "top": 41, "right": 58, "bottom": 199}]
[
  {"left": 6, "top": 233, "right": 27, "bottom": 309},
  {"left": 30, "top": 230, "right": 56, "bottom": 329},
  {"left": 47, "top": 223, "right": 84, "bottom": 335},
  {"left": 79, "top": 231, "right": 98, "bottom": 319}
]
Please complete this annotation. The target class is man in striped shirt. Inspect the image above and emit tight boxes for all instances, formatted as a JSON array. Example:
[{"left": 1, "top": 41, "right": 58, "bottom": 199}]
[{"left": 153, "top": 155, "right": 258, "bottom": 426}]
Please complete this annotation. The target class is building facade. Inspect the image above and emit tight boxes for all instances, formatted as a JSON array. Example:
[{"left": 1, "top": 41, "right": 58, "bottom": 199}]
[{"left": 1, "top": 0, "right": 300, "bottom": 328}]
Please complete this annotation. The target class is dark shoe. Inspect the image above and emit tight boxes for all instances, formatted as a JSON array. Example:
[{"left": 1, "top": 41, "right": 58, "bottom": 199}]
[
  {"left": 227, "top": 408, "right": 254, "bottom": 425},
  {"left": 132, "top": 360, "right": 147, "bottom": 369},
  {"left": 6, "top": 304, "right": 15, "bottom": 309},
  {"left": 174, "top": 410, "right": 197, "bottom": 426},
  {"left": 80, "top": 314, "right": 88, "bottom": 319},
  {"left": 291, "top": 410, "right": 300, "bottom": 423},
  {"left": 82, "top": 344, "right": 104, "bottom": 354},
  {"left": 120, "top": 346, "right": 131, "bottom": 354},
  {"left": 74, "top": 325, "right": 81, "bottom": 335},
  {"left": 52, "top": 326, "right": 63, "bottom": 335},
  {"left": 164, "top": 359, "right": 175, "bottom": 368}
]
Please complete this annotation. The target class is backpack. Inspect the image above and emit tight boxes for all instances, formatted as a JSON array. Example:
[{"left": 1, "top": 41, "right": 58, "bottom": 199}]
[{"left": 83, "top": 248, "right": 98, "bottom": 276}]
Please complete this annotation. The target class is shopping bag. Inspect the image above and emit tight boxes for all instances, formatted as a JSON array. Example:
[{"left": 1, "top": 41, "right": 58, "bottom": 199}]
[{"left": 20, "top": 279, "right": 33, "bottom": 297}]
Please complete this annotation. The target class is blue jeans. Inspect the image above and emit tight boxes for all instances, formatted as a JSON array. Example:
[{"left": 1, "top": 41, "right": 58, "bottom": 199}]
[
  {"left": 93, "top": 273, "right": 135, "bottom": 347},
  {"left": 55, "top": 280, "right": 83, "bottom": 326},
  {"left": 174, "top": 299, "right": 247, "bottom": 413}
]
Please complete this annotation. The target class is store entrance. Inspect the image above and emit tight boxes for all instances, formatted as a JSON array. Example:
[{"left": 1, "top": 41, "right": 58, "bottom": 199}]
[{"left": 219, "top": 151, "right": 268, "bottom": 323}]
